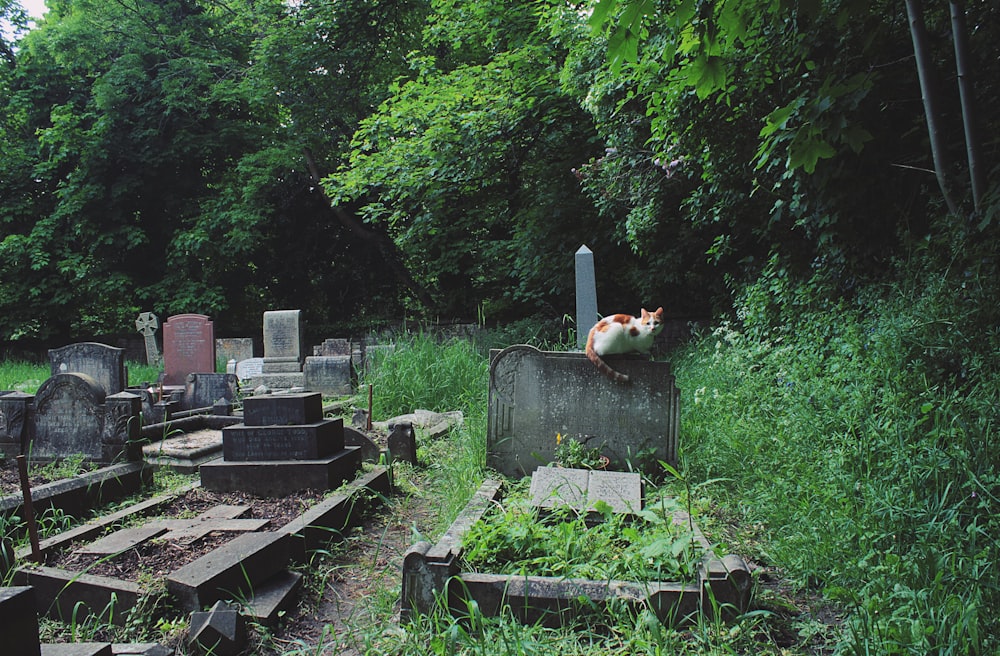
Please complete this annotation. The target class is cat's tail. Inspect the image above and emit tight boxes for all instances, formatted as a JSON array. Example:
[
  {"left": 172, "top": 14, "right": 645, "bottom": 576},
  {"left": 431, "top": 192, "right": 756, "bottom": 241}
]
[{"left": 585, "top": 332, "right": 630, "bottom": 384}]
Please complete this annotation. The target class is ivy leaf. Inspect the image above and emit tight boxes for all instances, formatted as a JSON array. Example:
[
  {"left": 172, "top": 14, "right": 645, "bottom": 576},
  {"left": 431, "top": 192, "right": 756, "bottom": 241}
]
[
  {"left": 788, "top": 134, "right": 836, "bottom": 173},
  {"left": 687, "top": 54, "right": 727, "bottom": 99}
]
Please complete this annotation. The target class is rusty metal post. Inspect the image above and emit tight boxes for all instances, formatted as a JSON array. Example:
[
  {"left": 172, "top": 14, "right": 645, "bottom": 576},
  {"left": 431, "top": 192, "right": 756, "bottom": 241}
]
[{"left": 15, "top": 454, "right": 42, "bottom": 562}]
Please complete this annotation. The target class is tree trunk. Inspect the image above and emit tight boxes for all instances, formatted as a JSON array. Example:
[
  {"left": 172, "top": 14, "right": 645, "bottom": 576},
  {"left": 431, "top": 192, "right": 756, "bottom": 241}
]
[
  {"left": 950, "top": 0, "right": 985, "bottom": 212},
  {"left": 904, "top": 0, "right": 960, "bottom": 217},
  {"left": 302, "top": 147, "right": 437, "bottom": 310}
]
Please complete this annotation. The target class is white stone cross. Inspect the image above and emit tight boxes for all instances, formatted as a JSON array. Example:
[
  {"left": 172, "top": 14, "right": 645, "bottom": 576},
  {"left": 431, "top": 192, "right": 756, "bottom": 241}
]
[{"left": 135, "top": 311, "right": 161, "bottom": 365}]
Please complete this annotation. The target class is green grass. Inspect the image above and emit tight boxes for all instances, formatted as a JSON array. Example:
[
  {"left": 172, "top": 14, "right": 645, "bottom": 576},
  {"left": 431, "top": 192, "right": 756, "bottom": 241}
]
[{"left": 0, "top": 360, "right": 163, "bottom": 394}]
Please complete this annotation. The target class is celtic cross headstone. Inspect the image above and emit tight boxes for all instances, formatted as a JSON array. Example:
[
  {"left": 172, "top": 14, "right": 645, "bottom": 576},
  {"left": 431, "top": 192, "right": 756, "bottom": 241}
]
[{"left": 135, "top": 312, "right": 161, "bottom": 366}]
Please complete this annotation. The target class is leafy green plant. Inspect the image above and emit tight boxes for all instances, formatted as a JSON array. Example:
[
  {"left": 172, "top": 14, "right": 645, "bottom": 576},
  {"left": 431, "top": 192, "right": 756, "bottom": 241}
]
[
  {"left": 552, "top": 433, "right": 607, "bottom": 470},
  {"left": 462, "top": 481, "right": 704, "bottom": 583}
]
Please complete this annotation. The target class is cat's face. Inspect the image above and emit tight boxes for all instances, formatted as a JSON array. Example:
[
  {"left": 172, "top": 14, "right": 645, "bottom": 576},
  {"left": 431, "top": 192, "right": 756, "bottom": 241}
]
[{"left": 640, "top": 307, "right": 665, "bottom": 335}]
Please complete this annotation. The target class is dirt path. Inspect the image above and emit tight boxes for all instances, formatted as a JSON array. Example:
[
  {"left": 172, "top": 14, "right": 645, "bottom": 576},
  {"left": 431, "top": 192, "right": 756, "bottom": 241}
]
[{"left": 265, "top": 492, "right": 428, "bottom": 655}]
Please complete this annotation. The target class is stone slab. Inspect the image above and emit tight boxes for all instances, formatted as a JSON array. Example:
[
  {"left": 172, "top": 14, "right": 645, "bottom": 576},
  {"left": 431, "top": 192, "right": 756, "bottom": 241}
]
[
  {"left": 142, "top": 429, "right": 223, "bottom": 474},
  {"left": 487, "top": 346, "right": 679, "bottom": 478},
  {"left": 242, "top": 392, "right": 323, "bottom": 426},
  {"left": 162, "top": 314, "right": 215, "bottom": 386},
  {"left": 235, "top": 358, "right": 264, "bottom": 381},
  {"left": 530, "top": 468, "right": 643, "bottom": 515},
  {"left": 110, "top": 644, "right": 172, "bottom": 656},
  {"left": 74, "top": 524, "right": 169, "bottom": 556},
  {"left": 182, "top": 373, "right": 238, "bottom": 410},
  {"left": 166, "top": 531, "right": 289, "bottom": 611},
  {"left": 250, "top": 372, "right": 306, "bottom": 389},
  {"left": 0, "top": 586, "right": 41, "bottom": 656},
  {"left": 40, "top": 644, "right": 113, "bottom": 656},
  {"left": 199, "top": 448, "right": 361, "bottom": 496},
  {"left": 222, "top": 419, "right": 344, "bottom": 461}
]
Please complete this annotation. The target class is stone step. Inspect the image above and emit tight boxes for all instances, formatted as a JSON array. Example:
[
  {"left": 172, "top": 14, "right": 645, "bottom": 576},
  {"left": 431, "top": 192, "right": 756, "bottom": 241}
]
[
  {"left": 244, "top": 569, "right": 303, "bottom": 627},
  {"left": 166, "top": 531, "right": 290, "bottom": 612},
  {"left": 1, "top": 586, "right": 41, "bottom": 656},
  {"left": 199, "top": 447, "right": 361, "bottom": 496}
]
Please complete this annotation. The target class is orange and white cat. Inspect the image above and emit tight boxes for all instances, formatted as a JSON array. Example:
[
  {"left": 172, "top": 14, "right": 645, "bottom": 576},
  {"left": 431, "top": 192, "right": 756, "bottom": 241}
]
[{"left": 585, "top": 307, "right": 664, "bottom": 383}]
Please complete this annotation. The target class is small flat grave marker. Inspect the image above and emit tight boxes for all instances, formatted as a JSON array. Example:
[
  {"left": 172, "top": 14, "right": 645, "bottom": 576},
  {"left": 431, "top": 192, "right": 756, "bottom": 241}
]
[
  {"left": 75, "top": 505, "right": 269, "bottom": 554},
  {"left": 529, "top": 468, "right": 642, "bottom": 515}
]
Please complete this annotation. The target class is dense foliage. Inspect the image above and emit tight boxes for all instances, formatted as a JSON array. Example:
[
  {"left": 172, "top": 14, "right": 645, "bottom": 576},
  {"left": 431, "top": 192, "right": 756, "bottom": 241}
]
[{"left": 5, "top": 0, "right": 994, "bottom": 347}]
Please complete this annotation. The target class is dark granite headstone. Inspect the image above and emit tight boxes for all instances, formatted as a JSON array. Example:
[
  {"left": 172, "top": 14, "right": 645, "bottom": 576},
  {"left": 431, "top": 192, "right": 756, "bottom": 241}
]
[
  {"left": 222, "top": 420, "right": 344, "bottom": 461},
  {"left": 387, "top": 421, "right": 417, "bottom": 465},
  {"left": 183, "top": 372, "right": 238, "bottom": 410},
  {"left": 487, "top": 346, "right": 679, "bottom": 478},
  {"left": 0, "top": 586, "right": 41, "bottom": 656},
  {"left": 101, "top": 391, "right": 142, "bottom": 462},
  {"left": 303, "top": 356, "right": 352, "bottom": 396},
  {"left": 48, "top": 342, "right": 126, "bottom": 395},
  {"left": 243, "top": 392, "right": 322, "bottom": 426},
  {"left": 31, "top": 373, "right": 106, "bottom": 461},
  {"left": 162, "top": 314, "right": 216, "bottom": 386},
  {"left": 0, "top": 391, "right": 33, "bottom": 457}
]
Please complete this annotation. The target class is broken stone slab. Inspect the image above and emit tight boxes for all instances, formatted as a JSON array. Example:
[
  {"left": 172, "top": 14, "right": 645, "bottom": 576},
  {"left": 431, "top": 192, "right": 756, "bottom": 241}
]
[
  {"left": 343, "top": 426, "right": 380, "bottom": 463},
  {"left": 1, "top": 586, "right": 41, "bottom": 656},
  {"left": 187, "top": 600, "right": 246, "bottom": 656},
  {"left": 529, "top": 468, "right": 643, "bottom": 515},
  {"left": 375, "top": 409, "right": 463, "bottom": 437},
  {"left": 166, "top": 531, "right": 290, "bottom": 612}
]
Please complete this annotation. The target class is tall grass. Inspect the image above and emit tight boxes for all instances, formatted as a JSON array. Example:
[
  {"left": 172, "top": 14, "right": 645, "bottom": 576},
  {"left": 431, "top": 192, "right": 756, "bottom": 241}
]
[
  {"left": 672, "top": 255, "right": 1000, "bottom": 654},
  {"left": 0, "top": 360, "right": 163, "bottom": 393}
]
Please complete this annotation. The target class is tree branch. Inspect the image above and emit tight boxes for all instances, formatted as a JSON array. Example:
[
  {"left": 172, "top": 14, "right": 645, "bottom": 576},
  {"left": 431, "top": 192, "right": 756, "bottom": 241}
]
[{"left": 302, "top": 147, "right": 437, "bottom": 310}]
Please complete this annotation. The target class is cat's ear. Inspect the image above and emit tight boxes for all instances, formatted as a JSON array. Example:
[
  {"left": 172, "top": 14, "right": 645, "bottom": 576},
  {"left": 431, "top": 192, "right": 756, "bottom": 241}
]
[
  {"left": 640, "top": 308, "right": 649, "bottom": 319},
  {"left": 654, "top": 307, "right": 664, "bottom": 317}
]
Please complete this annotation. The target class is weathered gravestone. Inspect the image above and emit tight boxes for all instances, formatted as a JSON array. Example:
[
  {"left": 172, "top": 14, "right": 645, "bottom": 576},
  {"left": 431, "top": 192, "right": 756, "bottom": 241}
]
[
  {"left": 316, "top": 338, "right": 350, "bottom": 356},
  {"left": 263, "top": 310, "right": 303, "bottom": 371},
  {"left": 135, "top": 312, "right": 162, "bottom": 366},
  {"left": 235, "top": 358, "right": 264, "bottom": 382},
  {"left": 254, "top": 310, "right": 305, "bottom": 388},
  {"left": 487, "top": 345, "right": 679, "bottom": 478},
  {"left": 30, "top": 374, "right": 142, "bottom": 463},
  {"left": 182, "top": 373, "right": 239, "bottom": 410},
  {"left": 163, "top": 314, "right": 216, "bottom": 386},
  {"left": 49, "top": 342, "right": 126, "bottom": 396},
  {"left": 303, "top": 356, "right": 352, "bottom": 397},
  {"left": 216, "top": 338, "right": 254, "bottom": 365}
]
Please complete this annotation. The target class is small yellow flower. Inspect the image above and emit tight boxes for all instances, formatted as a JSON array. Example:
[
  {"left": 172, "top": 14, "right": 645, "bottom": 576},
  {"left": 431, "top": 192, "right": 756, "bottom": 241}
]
[{"left": 556, "top": 432, "right": 562, "bottom": 445}]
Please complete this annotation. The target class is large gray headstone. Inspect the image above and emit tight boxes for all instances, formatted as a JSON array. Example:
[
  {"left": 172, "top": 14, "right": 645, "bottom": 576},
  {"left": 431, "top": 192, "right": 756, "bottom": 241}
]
[
  {"left": 263, "top": 310, "right": 303, "bottom": 365},
  {"left": 487, "top": 346, "right": 679, "bottom": 478},
  {"left": 31, "top": 372, "right": 106, "bottom": 461},
  {"left": 48, "top": 342, "right": 126, "bottom": 395},
  {"left": 163, "top": 314, "right": 216, "bottom": 386},
  {"left": 575, "top": 245, "right": 598, "bottom": 349}
]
